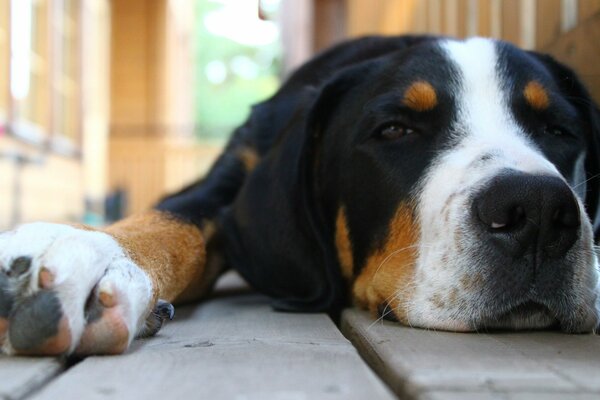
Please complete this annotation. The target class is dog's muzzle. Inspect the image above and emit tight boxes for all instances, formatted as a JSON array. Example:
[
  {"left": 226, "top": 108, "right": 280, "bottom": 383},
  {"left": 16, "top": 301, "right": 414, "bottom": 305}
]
[{"left": 463, "top": 170, "right": 599, "bottom": 331}]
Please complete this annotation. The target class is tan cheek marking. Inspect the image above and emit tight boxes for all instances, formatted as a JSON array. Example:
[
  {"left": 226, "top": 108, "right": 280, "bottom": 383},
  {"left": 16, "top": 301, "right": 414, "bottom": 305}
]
[
  {"left": 403, "top": 81, "right": 438, "bottom": 112},
  {"left": 104, "top": 210, "right": 206, "bottom": 303},
  {"left": 335, "top": 207, "right": 354, "bottom": 280},
  {"left": 523, "top": 80, "right": 550, "bottom": 110},
  {"left": 430, "top": 293, "right": 445, "bottom": 309},
  {"left": 237, "top": 147, "right": 260, "bottom": 173},
  {"left": 448, "top": 287, "right": 459, "bottom": 307},
  {"left": 459, "top": 272, "right": 485, "bottom": 291},
  {"left": 352, "top": 203, "right": 419, "bottom": 324}
]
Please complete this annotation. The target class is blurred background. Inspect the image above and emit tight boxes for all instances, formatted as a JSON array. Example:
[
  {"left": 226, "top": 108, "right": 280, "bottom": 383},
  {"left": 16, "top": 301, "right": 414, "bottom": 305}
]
[{"left": 0, "top": 0, "right": 599, "bottom": 230}]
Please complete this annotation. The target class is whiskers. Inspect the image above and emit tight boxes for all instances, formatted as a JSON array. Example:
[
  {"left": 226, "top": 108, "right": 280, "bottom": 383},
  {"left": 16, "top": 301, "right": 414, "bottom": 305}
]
[
  {"left": 572, "top": 172, "right": 600, "bottom": 191},
  {"left": 372, "top": 243, "right": 430, "bottom": 280},
  {"left": 366, "top": 271, "right": 420, "bottom": 331},
  {"left": 366, "top": 243, "right": 435, "bottom": 331}
]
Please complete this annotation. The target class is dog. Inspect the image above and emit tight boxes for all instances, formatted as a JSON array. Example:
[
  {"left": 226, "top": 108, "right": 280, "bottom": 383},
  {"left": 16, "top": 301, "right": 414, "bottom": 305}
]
[{"left": 1, "top": 35, "right": 599, "bottom": 356}]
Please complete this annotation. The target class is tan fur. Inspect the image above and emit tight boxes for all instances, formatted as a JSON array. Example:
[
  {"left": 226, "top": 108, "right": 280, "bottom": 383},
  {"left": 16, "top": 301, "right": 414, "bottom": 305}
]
[
  {"left": 352, "top": 203, "right": 418, "bottom": 324},
  {"left": 335, "top": 207, "right": 354, "bottom": 280},
  {"left": 238, "top": 147, "right": 260, "bottom": 173},
  {"left": 104, "top": 211, "right": 206, "bottom": 304},
  {"left": 403, "top": 81, "right": 438, "bottom": 112},
  {"left": 523, "top": 80, "right": 550, "bottom": 110}
]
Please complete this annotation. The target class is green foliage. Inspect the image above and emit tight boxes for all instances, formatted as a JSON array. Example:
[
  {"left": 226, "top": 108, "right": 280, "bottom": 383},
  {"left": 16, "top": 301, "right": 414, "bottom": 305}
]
[{"left": 194, "top": 0, "right": 281, "bottom": 142}]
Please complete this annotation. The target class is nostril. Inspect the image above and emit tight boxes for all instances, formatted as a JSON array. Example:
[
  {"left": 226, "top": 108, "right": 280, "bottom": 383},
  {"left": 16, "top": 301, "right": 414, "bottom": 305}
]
[
  {"left": 552, "top": 204, "right": 579, "bottom": 229},
  {"left": 489, "top": 206, "right": 525, "bottom": 231},
  {"left": 477, "top": 201, "right": 526, "bottom": 233}
]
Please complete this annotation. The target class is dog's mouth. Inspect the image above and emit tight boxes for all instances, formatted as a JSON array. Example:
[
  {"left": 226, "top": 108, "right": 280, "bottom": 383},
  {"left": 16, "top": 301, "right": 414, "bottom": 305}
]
[{"left": 476, "top": 300, "right": 560, "bottom": 331}]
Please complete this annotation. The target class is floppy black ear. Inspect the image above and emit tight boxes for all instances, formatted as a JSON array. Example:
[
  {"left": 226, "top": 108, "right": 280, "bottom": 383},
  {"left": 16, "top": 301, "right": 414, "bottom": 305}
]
[
  {"left": 221, "top": 36, "right": 437, "bottom": 313},
  {"left": 219, "top": 67, "right": 367, "bottom": 314},
  {"left": 531, "top": 53, "right": 600, "bottom": 239}
]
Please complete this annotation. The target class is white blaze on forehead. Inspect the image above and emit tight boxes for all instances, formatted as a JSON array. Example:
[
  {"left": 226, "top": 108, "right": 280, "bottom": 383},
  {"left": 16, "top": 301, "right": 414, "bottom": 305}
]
[
  {"left": 440, "top": 37, "right": 557, "bottom": 174},
  {"left": 443, "top": 38, "right": 507, "bottom": 139}
]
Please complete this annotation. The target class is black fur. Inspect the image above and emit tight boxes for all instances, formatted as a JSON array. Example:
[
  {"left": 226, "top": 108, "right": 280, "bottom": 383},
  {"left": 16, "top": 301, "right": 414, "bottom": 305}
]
[{"left": 156, "top": 35, "right": 600, "bottom": 314}]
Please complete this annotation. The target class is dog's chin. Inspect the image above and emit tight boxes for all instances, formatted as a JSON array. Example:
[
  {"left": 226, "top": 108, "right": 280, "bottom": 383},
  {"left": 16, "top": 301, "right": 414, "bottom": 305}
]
[
  {"left": 475, "top": 301, "right": 560, "bottom": 332},
  {"left": 396, "top": 302, "right": 559, "bottom": 333}
]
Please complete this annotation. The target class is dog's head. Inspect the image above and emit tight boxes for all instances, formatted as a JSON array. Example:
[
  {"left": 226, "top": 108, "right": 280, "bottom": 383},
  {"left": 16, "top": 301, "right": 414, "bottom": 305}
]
[
  {"left": 304, "top": 37, "right": 600, "bottom": 332},
  {"left": 228, "top": 36, "right": 600, "bottom": 332}
]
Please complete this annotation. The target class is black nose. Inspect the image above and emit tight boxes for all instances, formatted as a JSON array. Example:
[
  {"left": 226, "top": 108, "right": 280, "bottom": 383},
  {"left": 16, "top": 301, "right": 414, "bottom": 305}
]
[{"left": 472, "top": 172, "right": 580, "bottom": 259}]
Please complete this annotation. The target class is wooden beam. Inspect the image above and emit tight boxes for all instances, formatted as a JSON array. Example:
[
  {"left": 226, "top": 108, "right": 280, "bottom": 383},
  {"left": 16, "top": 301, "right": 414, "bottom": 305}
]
[
  {"left": 31, "top": 273, "right": 395, "bottom": 400},
  {"left": 543, "top": 11, "right": 600, "bottom": 104},
  {"left": 343, "top": 308, "right": 600, "bottom": 399}
]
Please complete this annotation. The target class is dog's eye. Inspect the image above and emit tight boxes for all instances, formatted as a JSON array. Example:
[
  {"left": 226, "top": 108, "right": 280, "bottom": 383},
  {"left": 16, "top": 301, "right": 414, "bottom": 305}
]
[
  {"left": 378, "top": 124, "right": 415, "bottom": 140},
  {"left": 544, "top": 125, "right": 570, "bottom": 137}
]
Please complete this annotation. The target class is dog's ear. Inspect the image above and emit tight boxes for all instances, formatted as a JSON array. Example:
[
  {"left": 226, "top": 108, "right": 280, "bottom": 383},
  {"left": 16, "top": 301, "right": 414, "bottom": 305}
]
[
  {"left": 531, "top": 53, "right": 600, "bottom": 239},
  {"left": 221, "top": 66, "right": 367, "bottom": 314},
  {"left": 225, "top": 36, "right": 436, "bottom": 313}
]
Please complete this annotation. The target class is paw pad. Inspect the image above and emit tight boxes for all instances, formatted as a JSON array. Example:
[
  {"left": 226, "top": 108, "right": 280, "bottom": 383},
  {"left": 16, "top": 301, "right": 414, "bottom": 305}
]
[{"left": 9, "top": 291, "right": 71, "bottom": 355}]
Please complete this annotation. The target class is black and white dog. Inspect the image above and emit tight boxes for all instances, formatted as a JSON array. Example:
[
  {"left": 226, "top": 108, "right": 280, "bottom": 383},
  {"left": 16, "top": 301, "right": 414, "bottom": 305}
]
[{"left": 1, "top": 36, "right": 599, "bottom": 356}]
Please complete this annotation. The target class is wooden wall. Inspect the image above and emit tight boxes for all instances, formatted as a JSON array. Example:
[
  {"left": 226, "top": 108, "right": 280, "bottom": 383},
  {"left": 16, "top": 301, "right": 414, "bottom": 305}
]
[
  {"left": 306, "top": 0, "right": 600, "bottom": 103},
  {"left": 340, "top": 0, "right": 600, "bottom": 50},
  {"left": 109, "top": 137, "right": 220, "bottom": 216},
  {"left": 109, "top": 0, "right": 203, "bottom": 216},
  {"left": 0, "top": 0, "right": 110, "bottom": 230},
  {"left": 544, "top": 11, "right": 600, "bottom": 103},
  {"left": 0, "top": 137, "right": 84, "bottom": 229}
]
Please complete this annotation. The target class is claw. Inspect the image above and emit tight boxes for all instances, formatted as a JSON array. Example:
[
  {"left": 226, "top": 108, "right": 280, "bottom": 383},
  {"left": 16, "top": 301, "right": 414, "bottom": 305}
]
[
  {"left": 136, "top": 300, "right": 175, "bottom": 339},
  {"left": 155, "top": 299, "right": 175, "bottom": 320}
]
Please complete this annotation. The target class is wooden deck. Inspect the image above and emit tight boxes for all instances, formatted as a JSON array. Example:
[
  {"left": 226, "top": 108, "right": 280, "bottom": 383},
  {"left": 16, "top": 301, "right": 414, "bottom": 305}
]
[{"left": 3, "top": 273, "right": 600, "bottom": 400}]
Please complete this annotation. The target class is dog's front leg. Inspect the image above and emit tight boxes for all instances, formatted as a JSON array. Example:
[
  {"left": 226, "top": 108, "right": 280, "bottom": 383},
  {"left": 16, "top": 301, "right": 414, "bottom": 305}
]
[{"left": 0, "top": 210, "right": 210, "bottom": 356}]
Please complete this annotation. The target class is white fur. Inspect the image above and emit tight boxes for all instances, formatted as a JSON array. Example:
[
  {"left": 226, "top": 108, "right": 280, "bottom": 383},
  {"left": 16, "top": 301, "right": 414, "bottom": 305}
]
[
  {"left": 402, "top": 38, "right": 600, "bottom": 331},
  {"left": 0, "top": 224, "right": 153, "bottom": 354}
]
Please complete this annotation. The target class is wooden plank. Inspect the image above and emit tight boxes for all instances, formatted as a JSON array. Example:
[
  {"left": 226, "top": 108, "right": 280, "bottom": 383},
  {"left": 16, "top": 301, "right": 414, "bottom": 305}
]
[
  {"left": 0, "top": 357, "right": 63, "bottom": 400},
  {"left": 346, "top": 0, "right": 382, "bottom": 37},
  {"left": 562, "top": 0, "right": 579, "bottom": 31},
  {"left": 543, "top": 11, "right": 600, "bottom": 104},
  {"left": 342, "top": 308, "right": 600, "bottom": 399},
  {"left": 501, "top": 0, "right": 521, "bottom": 45},
  {"left": 536, "top": 0, "right": 562, "bottom": 50},
  {"left": 413, "top": 0, "right": 429, "bottom": 33},
  {"left": 313, "top": 0, "right": 347, "bottom": 52},
  {"left": 579, "top": 0, "right": 600, "bottom": 21},
  {"left": 427, "top": 0, "right": 443, "bottom": 34},
  {"left": 31, "top": 274, "right": 394, "bottom": 400},
  {"left": 456, "top": 0, "right": 469, "bottom": 37},
  {"left": 477, "top": 0, "right": 492, "bottom": 36},
  {"left": 490, "top": 0, "right": 502, "bottom": 38}
]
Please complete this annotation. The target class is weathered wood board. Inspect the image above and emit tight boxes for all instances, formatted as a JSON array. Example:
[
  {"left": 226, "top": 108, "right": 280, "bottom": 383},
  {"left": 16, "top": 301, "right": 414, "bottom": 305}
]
[
  {"left": 29, "top": 275, "right": 394, "bottom": 400},
  {"left": 342, "top": 308, "right": 600, "bottom": 400},
  {"left": 0, "top": 357, "right": 63, "bottom": 400},
  {"left": 544, "top": 11, "right": 600, "bottom": 104}
]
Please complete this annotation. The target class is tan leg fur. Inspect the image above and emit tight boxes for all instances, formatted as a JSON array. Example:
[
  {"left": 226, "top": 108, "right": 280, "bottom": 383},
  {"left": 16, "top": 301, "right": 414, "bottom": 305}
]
[{"left": 103, "top": 210, "right": 208, "bottom": 304}]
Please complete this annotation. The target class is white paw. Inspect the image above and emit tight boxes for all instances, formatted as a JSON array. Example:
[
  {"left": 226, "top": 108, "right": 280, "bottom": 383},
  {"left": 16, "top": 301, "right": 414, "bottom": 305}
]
[{"left": 0, "top": 223, "right": 161, "bottom": 355}]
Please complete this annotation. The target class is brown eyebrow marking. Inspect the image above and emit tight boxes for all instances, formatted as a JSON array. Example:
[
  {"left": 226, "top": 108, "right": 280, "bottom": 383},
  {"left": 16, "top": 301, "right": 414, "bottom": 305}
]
[
  {"left": 523, "top": 80, "right": 550, "bottom": 110},
  {"left": 403, "top": 81, "right": 438, "bottom": 111}
]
